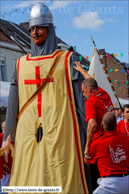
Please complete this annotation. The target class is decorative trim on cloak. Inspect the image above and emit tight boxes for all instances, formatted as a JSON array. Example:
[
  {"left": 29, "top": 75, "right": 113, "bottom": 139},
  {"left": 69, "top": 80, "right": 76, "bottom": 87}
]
[
  {"left": 17, "top": 57, "right": 21, "bottom": 84},
  {"left": 64, "top": 51, "right": 87, "bottom": 194},
  {"left": 26, "top": 50, "right": 60, "bottom": 61}
]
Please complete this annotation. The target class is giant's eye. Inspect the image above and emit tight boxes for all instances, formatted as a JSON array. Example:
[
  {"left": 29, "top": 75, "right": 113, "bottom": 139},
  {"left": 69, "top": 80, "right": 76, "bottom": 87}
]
[
  {"left": 30, "top": 27, "right": 34, "bottom": 32},
  {"left": 38, "top": 26, "right": 44, "bottom": 31}
]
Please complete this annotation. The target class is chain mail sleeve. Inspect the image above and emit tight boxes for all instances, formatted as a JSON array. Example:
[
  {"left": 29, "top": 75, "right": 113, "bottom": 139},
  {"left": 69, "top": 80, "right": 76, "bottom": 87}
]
[{"left": 3, "top": 64, "right": 19, "bottom": 142}]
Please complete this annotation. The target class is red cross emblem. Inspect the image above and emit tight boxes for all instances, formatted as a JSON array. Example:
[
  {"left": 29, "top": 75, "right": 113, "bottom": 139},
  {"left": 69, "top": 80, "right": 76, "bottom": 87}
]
[{"left": 24, "top": 66, "right": 54, "bottom": 117}]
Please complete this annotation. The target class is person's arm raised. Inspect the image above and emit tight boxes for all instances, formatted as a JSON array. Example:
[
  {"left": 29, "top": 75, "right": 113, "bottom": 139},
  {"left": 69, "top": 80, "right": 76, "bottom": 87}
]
[{"left": 74, "top": 61, "right": 91, "bottom": 79}]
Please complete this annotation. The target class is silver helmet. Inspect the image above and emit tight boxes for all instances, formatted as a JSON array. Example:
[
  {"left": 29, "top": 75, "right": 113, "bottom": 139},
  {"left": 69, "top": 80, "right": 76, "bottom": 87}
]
[{"left": 29, "top": 2, "right": 53, "bottom": 29}]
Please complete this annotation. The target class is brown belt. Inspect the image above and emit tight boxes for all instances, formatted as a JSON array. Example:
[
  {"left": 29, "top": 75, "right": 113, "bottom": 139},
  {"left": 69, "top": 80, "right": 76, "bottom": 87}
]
[{"left": 103, "top": 171, "right": 129, "bottom": 178}]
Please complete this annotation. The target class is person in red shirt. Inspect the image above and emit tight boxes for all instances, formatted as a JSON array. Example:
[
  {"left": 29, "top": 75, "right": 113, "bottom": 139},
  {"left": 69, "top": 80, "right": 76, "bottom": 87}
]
[
  {"left": 0, "top": 135, "right": 11, "bottom": 182},
  {"left": 74, "top": 61, "right": 115, "bottom": 157},
  {"left": 85, "top": 84, "right": 115, "bottom": 141},
  {"left": 0, "top": 121, "right": 13, "bottom": 194},
  {"left": 85, "top": 112, "right": 129, "bottom": 194},
  {"left": 0, "top": 121, "right": 13, "bottom": 193},
  {"left": 117, "top": 104, "right": 129, "bottom": 141},
  {"left": 74, "top": 61, "right": 115, "bottom": 190}
]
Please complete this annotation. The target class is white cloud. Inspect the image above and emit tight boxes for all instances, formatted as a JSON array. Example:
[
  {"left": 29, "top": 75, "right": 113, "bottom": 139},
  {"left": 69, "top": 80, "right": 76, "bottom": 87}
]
[
  {"left": 106, "top": 18, "right": 118, "bottom": 23},
  {"left": 72, "top": 11, "right": 105, "bottom": 30},
  {"left": 49, "top": 1, "right": 74, "bottom": 10}
]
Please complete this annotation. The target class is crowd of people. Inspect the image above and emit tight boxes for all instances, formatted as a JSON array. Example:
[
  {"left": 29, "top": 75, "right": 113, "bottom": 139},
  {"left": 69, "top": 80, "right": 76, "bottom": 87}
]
[
  {"left": 74, "top": 61, "right": 129, "bottom": 194},
  {"left": 0, "top": 2, "right": 129, "bottom": 194},
  {"left": 115, "top": 109, "right": 123, "bottom": 123}
]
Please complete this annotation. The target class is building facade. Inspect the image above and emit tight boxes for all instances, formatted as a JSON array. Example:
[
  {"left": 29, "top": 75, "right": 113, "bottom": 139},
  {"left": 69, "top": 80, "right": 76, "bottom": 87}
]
[
  {"left": 0, "top": 32, "right": 24, "bottom": 82},
  {"left": 99, "top": 49, "right": 129, "bottom": 99}
]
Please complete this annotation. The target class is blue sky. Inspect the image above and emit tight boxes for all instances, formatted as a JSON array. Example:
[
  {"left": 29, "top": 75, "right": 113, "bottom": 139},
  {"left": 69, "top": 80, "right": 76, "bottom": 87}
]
[{"left": 1, "top": 0, "right": 129, "bottom": 63}]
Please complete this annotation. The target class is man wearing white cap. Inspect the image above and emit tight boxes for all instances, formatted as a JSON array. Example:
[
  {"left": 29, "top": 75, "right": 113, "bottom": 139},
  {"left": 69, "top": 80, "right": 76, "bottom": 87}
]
[{"left": 3, "top": 2, "right": 90, "bottom": 193}]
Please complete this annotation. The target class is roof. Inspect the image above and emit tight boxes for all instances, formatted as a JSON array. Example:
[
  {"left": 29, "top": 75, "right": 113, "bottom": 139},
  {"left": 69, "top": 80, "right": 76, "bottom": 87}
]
[
  {"left": 0, "top": 19, "right": 30, "bottom": 45},
  {"left": 120, "top": 62, "right": 129, "bottom": 71},
  {"left": 99, "top": 49, "right": 129, "bottom": 74},
  {"left": 0, "top": 31, "right": 15, "bottom": 45}
]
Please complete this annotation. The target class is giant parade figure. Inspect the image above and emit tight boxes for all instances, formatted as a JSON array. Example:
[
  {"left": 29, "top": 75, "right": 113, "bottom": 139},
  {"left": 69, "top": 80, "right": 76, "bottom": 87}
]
[{"left": 3, "top": 2, "right": 90, "bottom": 193}]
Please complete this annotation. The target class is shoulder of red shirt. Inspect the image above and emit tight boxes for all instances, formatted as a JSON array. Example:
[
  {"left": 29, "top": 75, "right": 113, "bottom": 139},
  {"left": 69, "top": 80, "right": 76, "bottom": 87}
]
[
  {"left": 98, "top": 86, "right": 108, "bottom": 93},
  {"left": 117, "top": 119, "right": 124, "bottom": 128},
  {"left": 0, "top": 133, "right": 4, "bottom": 147},
  {"left": 87, "top": 86, "right": 110, "bottom": 102}
]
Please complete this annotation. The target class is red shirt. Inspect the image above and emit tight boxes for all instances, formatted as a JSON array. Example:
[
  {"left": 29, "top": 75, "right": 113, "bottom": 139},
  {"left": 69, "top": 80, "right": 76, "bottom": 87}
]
[
  {"left": 0, "top": 133, "right": 4, "bottom": 178},
  {"left": 85, "top": 87, "right": 115, "bottom": 140},
  {"left": 0, "top": 133, "right": 13, "bottom": 175},
  {"left": 87, "top": 130, "right": 129, "bottom": 177},
  {"left": 117, "top": 119, "right": 129, "bottom": 141}
]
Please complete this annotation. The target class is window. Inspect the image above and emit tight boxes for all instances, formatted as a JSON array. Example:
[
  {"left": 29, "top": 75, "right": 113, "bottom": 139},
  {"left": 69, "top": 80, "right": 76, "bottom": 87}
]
[
  {"left": 13, "top": 60, "right": 16, "bottom": 71},
  {"left": 0, "top": 57, "right": 6, "bottom": 81}
]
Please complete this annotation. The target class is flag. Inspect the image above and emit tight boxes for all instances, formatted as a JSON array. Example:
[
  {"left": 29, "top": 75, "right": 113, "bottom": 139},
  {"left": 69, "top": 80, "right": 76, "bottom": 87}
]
[
  {"left": 106, "top": 54, "right": 110, "bottom": 60},
  {"left": 79, "top": 56, "right": 82, "bottom": 62},
  {"left": 86, "top": 56, "right": 89, "bottom": 61},
  {"left": 86, "top": 66, "right": 89, "bottom": 70},
  {"left": 121, "top": 53, "right": 124, "bottom": 57},
  {"left": 88, "top": 48, "right": 118, "bottom": 107},
  {"left": 114, "top": 54, "right": 117, "bottom": 59}
]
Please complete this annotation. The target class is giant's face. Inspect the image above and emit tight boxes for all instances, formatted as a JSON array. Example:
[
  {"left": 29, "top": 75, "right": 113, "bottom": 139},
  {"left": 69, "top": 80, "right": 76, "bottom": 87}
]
[{"left": 30, "top": 26, "right": 48, "bottom": 45}]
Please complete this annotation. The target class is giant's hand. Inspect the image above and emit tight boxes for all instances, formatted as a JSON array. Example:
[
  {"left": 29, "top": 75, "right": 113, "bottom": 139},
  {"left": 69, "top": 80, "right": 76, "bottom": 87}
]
[
  {"left": 2, "top": 135, "right": 13, "bottom": 163},
  {"left": 4, "top": 135, "right": 11, "bottom": 147},
  {"left": 9, "top": 143, "right": 14, "bottom": 158},
  {"left": 3, "top": 164, "right": 10, "bottom": 175},
  {"left": 2, "top": 141, "right": 9, "bottom": 163}
]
